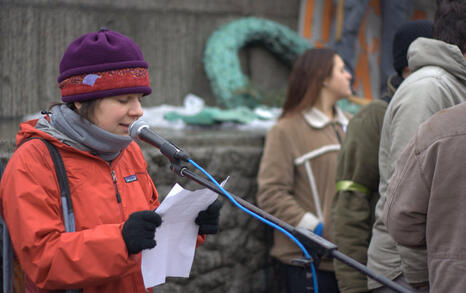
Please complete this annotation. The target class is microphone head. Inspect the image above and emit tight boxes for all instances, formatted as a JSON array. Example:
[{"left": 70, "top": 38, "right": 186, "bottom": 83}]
[{"left": 129, "top": 120, "right": 149, "bottom": 140}]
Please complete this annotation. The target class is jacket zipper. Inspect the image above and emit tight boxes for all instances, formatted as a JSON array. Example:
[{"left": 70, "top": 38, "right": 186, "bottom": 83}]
[
  {"left": 331, "top": 122, "right": 343, "bottom": 144},
  {"left": 111, "top": 170, "right": 125, "bottom": 219}
]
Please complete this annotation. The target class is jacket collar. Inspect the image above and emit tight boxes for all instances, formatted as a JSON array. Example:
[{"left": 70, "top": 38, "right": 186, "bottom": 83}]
[{"left": 302, "top": 106, "right": 348, "bottom": 129}]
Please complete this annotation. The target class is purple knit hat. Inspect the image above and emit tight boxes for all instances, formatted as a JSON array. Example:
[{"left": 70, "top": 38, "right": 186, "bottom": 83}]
[{"left": 58, "top": 29, "right": 151, "bottom": 102}]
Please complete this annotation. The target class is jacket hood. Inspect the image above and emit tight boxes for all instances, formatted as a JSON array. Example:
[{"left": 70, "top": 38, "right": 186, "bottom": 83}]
[
  {"left": 16, "top": 119, "right": 57, "bottom": 147},
  {"left": 15, "top": 119, "right": 83, "bottom": 156},
  {"left": 408, "top": 37, "right": 466, "bottom": 83},
  {"left": 16, "top": 118, "right": 92, "bottom": 155}
]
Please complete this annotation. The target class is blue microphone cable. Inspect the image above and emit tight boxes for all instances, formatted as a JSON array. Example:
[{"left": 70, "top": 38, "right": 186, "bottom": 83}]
[{"left": 188, "top": 158, "right": 319, "bottom": 293}]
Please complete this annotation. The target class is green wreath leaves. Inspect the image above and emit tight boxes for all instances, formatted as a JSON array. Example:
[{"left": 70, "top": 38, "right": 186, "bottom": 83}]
[{"left": 204, "top": 17, "right": 311, "bottom": 109}]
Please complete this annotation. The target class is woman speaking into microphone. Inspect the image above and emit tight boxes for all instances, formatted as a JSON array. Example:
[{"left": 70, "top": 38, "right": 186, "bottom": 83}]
[{"left": 0, "top": 29, "right": 221, "bottom": 293}]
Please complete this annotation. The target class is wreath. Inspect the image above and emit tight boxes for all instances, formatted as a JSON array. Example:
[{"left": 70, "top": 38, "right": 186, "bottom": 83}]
[{"left": 203, "top": 17, "right": 311, "bottom": 109}]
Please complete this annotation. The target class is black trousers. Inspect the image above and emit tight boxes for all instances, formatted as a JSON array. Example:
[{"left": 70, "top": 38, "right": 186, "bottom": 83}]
[{"left": 281, "top": 263, "right": 340, "bottom": 293}]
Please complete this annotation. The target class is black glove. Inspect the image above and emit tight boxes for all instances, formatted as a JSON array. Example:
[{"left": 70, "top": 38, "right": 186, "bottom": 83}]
[
  {"left": 122, "top": 210, "right": 162, "bottom": 255},
  {"left": 195, "top": 199, "right": 222, "bottom": 235}
]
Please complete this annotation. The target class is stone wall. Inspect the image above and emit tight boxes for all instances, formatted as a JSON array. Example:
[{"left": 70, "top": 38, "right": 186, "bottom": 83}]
[{"left": 140, "top": 128, "right": 278, "bottom": 293}]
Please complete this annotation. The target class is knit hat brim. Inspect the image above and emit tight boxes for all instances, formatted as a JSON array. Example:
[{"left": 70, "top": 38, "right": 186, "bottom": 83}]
[
  {"left": 62, "top": 86, "right": 152, "bottom": 103},
  {"left": 59, "top": 67, "right": 151, "bottom": 103}
]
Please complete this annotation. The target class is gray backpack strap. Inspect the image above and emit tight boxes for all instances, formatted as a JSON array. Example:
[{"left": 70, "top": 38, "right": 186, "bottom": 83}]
[
  {"left": 40, "top": 139, "right": 76, "bottom": 233},
  {"left": 1, "top": 138, "right": 80, "bottom": 292},
  {"left": 39, "top": 140, "right": 80, "bottom": 293}
]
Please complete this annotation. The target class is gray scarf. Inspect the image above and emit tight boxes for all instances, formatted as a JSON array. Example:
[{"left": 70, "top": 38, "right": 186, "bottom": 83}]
[{"left": 37, "top": 104, "right": 132, "bottom": 161}]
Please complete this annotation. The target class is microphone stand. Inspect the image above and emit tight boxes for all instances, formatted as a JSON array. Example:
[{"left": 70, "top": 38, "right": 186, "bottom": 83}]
[{"left": 167, "top": 158, "right": 412, "bottom": 293}]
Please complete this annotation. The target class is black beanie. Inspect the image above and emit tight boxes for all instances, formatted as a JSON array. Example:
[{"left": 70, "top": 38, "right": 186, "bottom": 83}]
[{"left": 392, "top": 20, "right": 433, "bottom": 75}]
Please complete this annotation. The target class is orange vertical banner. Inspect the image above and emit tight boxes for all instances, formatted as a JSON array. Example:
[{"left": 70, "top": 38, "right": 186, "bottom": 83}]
[
  {"left": 354, "top": 14, "right": 373, "bottom": 100},
  {"left": 321, "top": 0, "right": 334, "bottom": 43},
  {"left": 303, "top": 0, "right": 315, "bottom": 39}
]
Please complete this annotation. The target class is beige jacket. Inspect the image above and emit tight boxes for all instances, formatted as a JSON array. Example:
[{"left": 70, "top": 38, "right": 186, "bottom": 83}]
[
  {"left": 257, "top": 107, "right": 348, "bottom": 271},
  {"left": 384, "top": 102, "right": 466, "bottom": 293}
]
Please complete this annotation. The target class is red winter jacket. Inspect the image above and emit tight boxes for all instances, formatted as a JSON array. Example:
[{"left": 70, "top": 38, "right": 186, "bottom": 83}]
[{"left": 0, "top": 119, "right": 202, "bottom": 292}]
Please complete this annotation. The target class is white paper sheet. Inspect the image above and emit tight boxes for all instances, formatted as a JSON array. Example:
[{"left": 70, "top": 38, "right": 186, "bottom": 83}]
[{"left": 141, "top": 182, "right": 221, "bottom": 288}]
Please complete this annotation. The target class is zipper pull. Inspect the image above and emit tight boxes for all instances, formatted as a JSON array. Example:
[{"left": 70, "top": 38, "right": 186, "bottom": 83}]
[
  {"left": 111, "top": 170, "right": 122, "bottom": 203},
  {"left": 111, "top": 170, "right": 117, "bottom": 183},
  {"left": 331, "top": 122, "right": 343, "bottom": 145}
]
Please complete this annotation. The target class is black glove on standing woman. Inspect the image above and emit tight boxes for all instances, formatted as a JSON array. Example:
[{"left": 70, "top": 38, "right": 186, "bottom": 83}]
[
  {"left": 195, "top": 199, "right": 222, "bottom": 235},
  {"left": 122, "top": 210, "right": 162, "bottom": 255}
]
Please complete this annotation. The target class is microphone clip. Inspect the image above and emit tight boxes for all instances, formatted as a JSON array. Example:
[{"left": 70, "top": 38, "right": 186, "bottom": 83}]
[{"left": 159, "top": 141, "right": 190, "bottom": 163}]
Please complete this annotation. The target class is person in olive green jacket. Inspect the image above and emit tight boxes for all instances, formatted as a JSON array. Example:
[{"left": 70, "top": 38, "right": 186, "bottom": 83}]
[{"left": 331, "top": 20, "right": 433, "bottom": 293}]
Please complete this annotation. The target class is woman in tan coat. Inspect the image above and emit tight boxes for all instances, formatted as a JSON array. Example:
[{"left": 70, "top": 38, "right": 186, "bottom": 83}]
[{"left": 257, "top": 48, "right": 352, "bottom": 293}]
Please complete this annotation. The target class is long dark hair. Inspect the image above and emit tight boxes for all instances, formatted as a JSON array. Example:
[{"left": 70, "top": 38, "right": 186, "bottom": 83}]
[{"left": 280, "top": 48, "right": 336, "bottom": 119}]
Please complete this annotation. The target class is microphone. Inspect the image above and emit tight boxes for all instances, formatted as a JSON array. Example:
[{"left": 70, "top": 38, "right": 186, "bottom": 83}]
[{"left": 129, "top": 120, "right": 190, "bottom": 162}]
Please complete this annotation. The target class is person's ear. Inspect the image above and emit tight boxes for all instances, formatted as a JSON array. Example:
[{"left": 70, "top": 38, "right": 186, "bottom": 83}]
[
  {"left": 74, "top": 101, "right": 82, "bottom": 111},
  {"left": 401, "top": 67, "right": 412, "bottom": 79}
]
